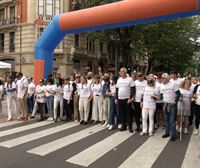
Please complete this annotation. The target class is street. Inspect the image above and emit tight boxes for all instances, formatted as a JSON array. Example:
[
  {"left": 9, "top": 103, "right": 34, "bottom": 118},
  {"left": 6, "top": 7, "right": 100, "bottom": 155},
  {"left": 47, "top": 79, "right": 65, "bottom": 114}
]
[{"left": 0, "top": 115, "right": 199, "bottom": 168}]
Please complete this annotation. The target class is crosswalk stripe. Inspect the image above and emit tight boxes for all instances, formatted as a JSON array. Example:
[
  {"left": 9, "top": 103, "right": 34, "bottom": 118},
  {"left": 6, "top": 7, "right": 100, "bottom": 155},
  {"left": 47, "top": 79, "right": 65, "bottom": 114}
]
[
  {"left": 181, "top": 132, "right": 200, "bottom": 168},
  {"left": 0, "top": 121, "right": 52, "bottom": 137},
  {"left": 27, "top": 125, "right": 105, "bottom": 156},
  {"left": 119, "top": 130, "right": 169, "bottom": 168},
  {"left": 66, "top": 131, "right": 133, "bottom": 167},
  {"left": 0, "top": 121, "right": 23, "bottom": 128},
  {"left": 0, "top": 122, "right": 79, "bottom": 148}
]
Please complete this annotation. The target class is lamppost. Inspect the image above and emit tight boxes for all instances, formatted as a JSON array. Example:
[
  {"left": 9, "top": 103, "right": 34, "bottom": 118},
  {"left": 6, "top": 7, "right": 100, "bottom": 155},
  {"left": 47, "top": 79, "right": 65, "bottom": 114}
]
[{"left": 18, "top": 0, "right": 22, "bottom": 72}]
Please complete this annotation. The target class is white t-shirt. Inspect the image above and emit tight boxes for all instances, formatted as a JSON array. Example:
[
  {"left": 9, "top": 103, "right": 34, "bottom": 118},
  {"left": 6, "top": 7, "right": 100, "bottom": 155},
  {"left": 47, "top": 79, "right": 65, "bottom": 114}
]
[
  {"left": 160, "top": 81, "right": 178, "bottom": 104},
  {"left": 142, "top": 86, "right": 159, "bottom": 109},
  {"left": 17, "top": 77, "right": 28, "bottom": 98},
  {"left": 52, "top": 85, "right": 63, "bottom": 101},
  {"left": 78, "top": 83, "right": 91, "bottom": 98},
  {"left": 28, "top": 82, "right": 35, "bottom": 96},
  {"left": 91, "top": 83, "right": 103, "bottom": 96},
  {"left": 170, "top": 78, "right": 184, "bottom": 89},
  {"left": 63, "top": 84, "right": 73, "bottom": 100},
  {"left": 0, "top": 85, "right": 3, "bottom": 97},
  {"left": 36, "top": 85, "right": 46, "bottom": 103},
  {"left": 110, "top": 84, "right": 116, "bottom": 96},
  {"left": 179, "top": 88, "right": 192, "bottom": 103},
  {"left": 45, "top": 84, "right": 54, "bottom": 97},
  {"left": 135, "top": 80, "right": 147, "bottom": 102},
  {"left": 116, "top": 76, "right": 135, "bottom": 99},
  {"left": 5, "top": 82, "right": 17, "bottom": 97},
  {"left": 190, "top": 83, "right": 197, "bottom": 92}
]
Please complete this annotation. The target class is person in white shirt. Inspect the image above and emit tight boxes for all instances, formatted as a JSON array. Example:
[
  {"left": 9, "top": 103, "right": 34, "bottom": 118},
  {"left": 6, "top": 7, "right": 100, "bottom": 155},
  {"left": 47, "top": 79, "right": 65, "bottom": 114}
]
[
  {"left": 170, "top": 70, "right": 184, "bottom": 88},
  {"left": 52, "top": 78, "right": 63, "bottom": 122},
  {"left": 192, "top": 82, "right": 200, "bottom": 135},
  {"left": 78, "top": 76, "right": 92, "bottom": 125},
  {"left": 35, "top": 79, "right": 46, "bottom": 121},
  {"left": 73, "top": 75, "right": 81, "bottom": 121},
  {"left": 27, "top": 78, "right": 35, "bottom": 115},
  {"left": 116, "top": 67, "right": 135, "bottom": 133},
  {"left": 133, "top": 72, "right": 147, "bottom": 131},
  {"left": 91, "top": 75, "right": 103, "bottom": 124},
  {"left": 16, "top": 73, "right": 29, "bottom": 120},
  {"left": 160, "top": 73, "right": 180, "bottom": 141},
  {"left": 177, "top": 79, "right": 192, "bottom": 134},
  {"left": 4, "top": 76, "right": 18, "bottom": 121},
  {"left": 140, "top": 76, "right": 159, "bottom": 136},
  {"left": 0, "top": 79, "right": 4, "bottom": 114},
  {"left": 63, "top": 77, "right": 73, "bottom": 121},
  {"left": 45, "top": 79, "right": 54, "bottom": 121}
]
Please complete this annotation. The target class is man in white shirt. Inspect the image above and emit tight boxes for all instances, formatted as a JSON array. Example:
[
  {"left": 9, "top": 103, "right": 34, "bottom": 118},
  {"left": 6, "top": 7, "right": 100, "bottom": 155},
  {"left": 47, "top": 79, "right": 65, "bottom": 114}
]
[
  {"left": 160, "top": 73, "right": 180, "bottom": 141},
  {"left": 16, "top": 73, "right": 29, "bottom": 120},
  {"left": 116, "top": 67, "right": 135, "bottom": 133}
]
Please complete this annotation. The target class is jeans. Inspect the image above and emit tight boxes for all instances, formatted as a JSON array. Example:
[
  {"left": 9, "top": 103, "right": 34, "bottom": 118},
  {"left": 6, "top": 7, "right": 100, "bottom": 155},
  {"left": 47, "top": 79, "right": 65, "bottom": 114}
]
[
  {"left": 108, "top": 96, "right": 117, "bottom": 125},
  {"left": 27, "top": 96, "right": 34, "bottom": 114},
  {"left": 46, "top": 96, "right": 54, "bottom": 118},
  {"left": 163, "top": 103, "right": 177, "bottom": 137}
]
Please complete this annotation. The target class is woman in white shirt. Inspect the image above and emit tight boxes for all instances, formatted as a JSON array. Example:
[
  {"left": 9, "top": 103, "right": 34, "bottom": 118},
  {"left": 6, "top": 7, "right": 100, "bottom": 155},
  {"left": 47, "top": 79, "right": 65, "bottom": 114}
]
[
  {"left": 140, "top": 76, "right": 159, "bottom": 136},
  {"left": 5, "top": 76, "right": 18, "bottom": 121},
  {"left": 177, "top": 79, "right": 192, "bottom": 134},
  {"left": 45, "top": 79, "right": 54, "bottom": 121},
  {"left": 91, "top": 75, "right": 103, "bottom": 124},
  {"left": 0, "top": 79, "right": 4, "bottom": 114},
  {"left": 35, "top": 79, "right": 46, "bottom": 121},
  {"left": 63, "top": 77, "right": 73, "bottom": 121},
  {"left": 52, "top": 78, "right": 63, "bottom": 122},
  {"left": 78, "top": 76, "right": 92, "bottom": 125}
]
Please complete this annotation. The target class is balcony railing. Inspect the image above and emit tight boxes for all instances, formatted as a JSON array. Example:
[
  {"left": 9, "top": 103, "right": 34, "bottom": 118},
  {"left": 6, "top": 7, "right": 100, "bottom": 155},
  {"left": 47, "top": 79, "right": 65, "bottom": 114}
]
[{"left": 0, "top": 17, "right": 18, "bottom": 26}]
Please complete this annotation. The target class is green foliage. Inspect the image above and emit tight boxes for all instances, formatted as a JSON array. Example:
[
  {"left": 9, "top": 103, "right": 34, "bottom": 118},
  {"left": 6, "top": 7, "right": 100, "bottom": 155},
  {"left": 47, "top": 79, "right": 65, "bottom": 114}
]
[{"left": 79, "top": 0, "right": 200, "bottom": 75}]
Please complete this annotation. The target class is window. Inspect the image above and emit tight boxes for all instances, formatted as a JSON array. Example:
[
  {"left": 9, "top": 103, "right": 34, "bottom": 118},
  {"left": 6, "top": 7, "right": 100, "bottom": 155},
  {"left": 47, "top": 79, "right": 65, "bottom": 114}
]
[
  {"left": 0, "top": 34, "right": 4, "bottom": 53},
  {"left": 46, "top": 0, "right": 53, "bottom": 16},
  {"left": 54, "top": 0, "right": 60, "bottom": 15},
  {"left": 38, "top": 27, "right": 44, "bottom": 38},
  {"left": 100, "top": 42, "right": 103, "bottom": 52},
  {"left": 9, "top": 32, "right": 15, "bottom": 52},
  {"left": 10, "top": 6, "right": 15, "bottom": 24},
  {"left": 38, "top": 0, "right": 44, "bottom": 15},
  {"left": 75, "top": 34, "right": 79, "bottom": 47},
  {"left": 87, "top": 38, "right": 95, "bottom": 51},
  {"left": 0, "top": 9, "right": 4, "bottom": 25}
]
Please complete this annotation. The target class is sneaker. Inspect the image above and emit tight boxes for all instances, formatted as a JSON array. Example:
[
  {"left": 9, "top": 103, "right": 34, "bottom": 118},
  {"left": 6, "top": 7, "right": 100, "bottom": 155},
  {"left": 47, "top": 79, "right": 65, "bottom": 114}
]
[
  {"left": 184, "top": 128, "right": 188, "bottom": 134},
  {"left": 140, "top": 132, "right": 146, "bottom": 136},
  {"left": 47, "top": 117, "right": 51, "bottom": 121},
  {"left": 30, "top": 116, "right": 35, "bottom": 119},
  {"left": 170, "top": 136, "right": 176, "bottom": 142},
  {"left": 193, "top": 129, "right": 198, "bottom": 135},
  {"left": 108, "top": 125, "right": 113, "bottom": 130},
  {"left": 118, "top": 124, "right": 122, "bottom": 129},
  {"left": 7, "top": 118, "right": 12, "bottom": 121},
  {"left": 135, "top": 128, "right": 140, "bottom": 132},
  {"left": 106, "top": 124, "right": 110, "bottom": 128},
  {"left": 49, "top": 117, "right": 54, "bottom": 121},
  {"left": 149, "top": 132, "right": 153, "bottom": 136},
  {"left": 162, "top": 133, "right": 170, "bottom": 138},
  {"left": 102, "top": 122, "right": 108, "bottom": 127}
]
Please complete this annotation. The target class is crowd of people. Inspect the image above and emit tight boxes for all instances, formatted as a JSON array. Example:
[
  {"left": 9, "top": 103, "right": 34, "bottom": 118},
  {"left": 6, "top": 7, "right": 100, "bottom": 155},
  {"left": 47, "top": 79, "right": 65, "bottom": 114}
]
[{"left": 0, "top": 68, "right": 200, "bottom": 142}]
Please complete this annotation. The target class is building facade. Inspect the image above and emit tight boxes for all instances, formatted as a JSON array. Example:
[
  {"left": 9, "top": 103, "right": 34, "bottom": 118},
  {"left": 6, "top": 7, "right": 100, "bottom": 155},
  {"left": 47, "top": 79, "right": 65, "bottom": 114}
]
[{"left": 0, "top": 0, "right": 110, "bottom": 78}]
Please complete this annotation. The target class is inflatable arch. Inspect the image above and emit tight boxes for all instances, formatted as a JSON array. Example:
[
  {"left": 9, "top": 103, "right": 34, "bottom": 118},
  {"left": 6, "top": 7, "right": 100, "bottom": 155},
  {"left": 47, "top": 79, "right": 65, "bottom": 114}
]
[{"left": 34, "top": 0, "right": 200, "bottom": 84}]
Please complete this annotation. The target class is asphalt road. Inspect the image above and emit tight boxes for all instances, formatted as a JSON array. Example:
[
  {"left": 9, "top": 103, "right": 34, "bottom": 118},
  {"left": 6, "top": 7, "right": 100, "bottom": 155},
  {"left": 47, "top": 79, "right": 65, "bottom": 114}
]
[{"left": 0, "top": 119, "right": 199, "bottom": 168}]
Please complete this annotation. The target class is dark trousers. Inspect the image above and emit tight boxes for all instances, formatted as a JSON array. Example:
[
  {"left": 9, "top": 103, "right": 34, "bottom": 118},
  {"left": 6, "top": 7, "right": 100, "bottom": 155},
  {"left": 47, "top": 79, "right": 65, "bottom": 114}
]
[
  {"left": 118, "top": 99, "right": 132, "bottom": 128},
  {"left": 63, "top": 99, "right": 73, "bottom": 120},
  {"left": 194, "top": 104, "right": 200, "bottom": 129},
  {"left": 189, "top": 101, "right": 195, "bottom": 125},
  {"left": 27, "top": 96, "right": 34, "bottom": 114},
  {"left": 37, "top": 102, "right": 45, "bottom": 119},
  {"left": 134, "top": 102, "right": 142, "bottom": 129}
]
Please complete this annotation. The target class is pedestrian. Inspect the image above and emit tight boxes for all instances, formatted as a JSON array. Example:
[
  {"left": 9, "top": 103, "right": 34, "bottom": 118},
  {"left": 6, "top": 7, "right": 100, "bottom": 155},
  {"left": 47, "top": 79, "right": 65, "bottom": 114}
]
[
  {"left": 73, "top": 75, "right": 81, "bottom": 121},
  {"left": 115, "top": 67, "right": 135, "bottom": 133},
  {"left": 78, "top": 76, "right": 92, "bottom": 125},
  {"left": 133, "top": 72, "right": 147, "bottom": 131},
  {"left": 35, "top": 79, "right": 46, "bottom": 121},
  {"left": 4, "top": 76, "right": 18, "bottom": 121},
  {"left": 160, "top": 73, "right": 181, "bottom": 141},
  {"left": 91, "top": 75, "right": 103, "bottom": 124},
  {"left": 63, "top": 77, "right": 73, "bottom": 121},
  {"left": 140, "top": 75, "right": 159, "bottom": 136},
  {"left": 27, "top": 77, "right": 35, "bottom": 115},
  {"left": 45, "top": 78, "right": 54, "bottom": 121},
  {"left": 0, "top": 79, "right": 4, "bottom": 114},
  {"left": 177, "top": 79, "right": 192, "bottom": 134},
  {"left": 52, "top": 78, "right": 63, "bottom": 122}
]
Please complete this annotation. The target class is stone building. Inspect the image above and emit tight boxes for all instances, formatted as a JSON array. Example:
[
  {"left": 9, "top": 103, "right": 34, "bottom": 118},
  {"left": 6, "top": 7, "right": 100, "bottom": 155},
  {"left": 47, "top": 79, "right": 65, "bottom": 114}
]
[{"left": 0, "top": 0, "right": 110, "bottom": 78}]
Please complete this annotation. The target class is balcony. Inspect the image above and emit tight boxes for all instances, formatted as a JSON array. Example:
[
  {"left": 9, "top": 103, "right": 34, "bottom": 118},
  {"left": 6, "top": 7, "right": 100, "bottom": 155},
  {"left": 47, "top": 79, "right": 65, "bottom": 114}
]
[{"left": 0, "top": 17, "right": 18, "bottom": 26}]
